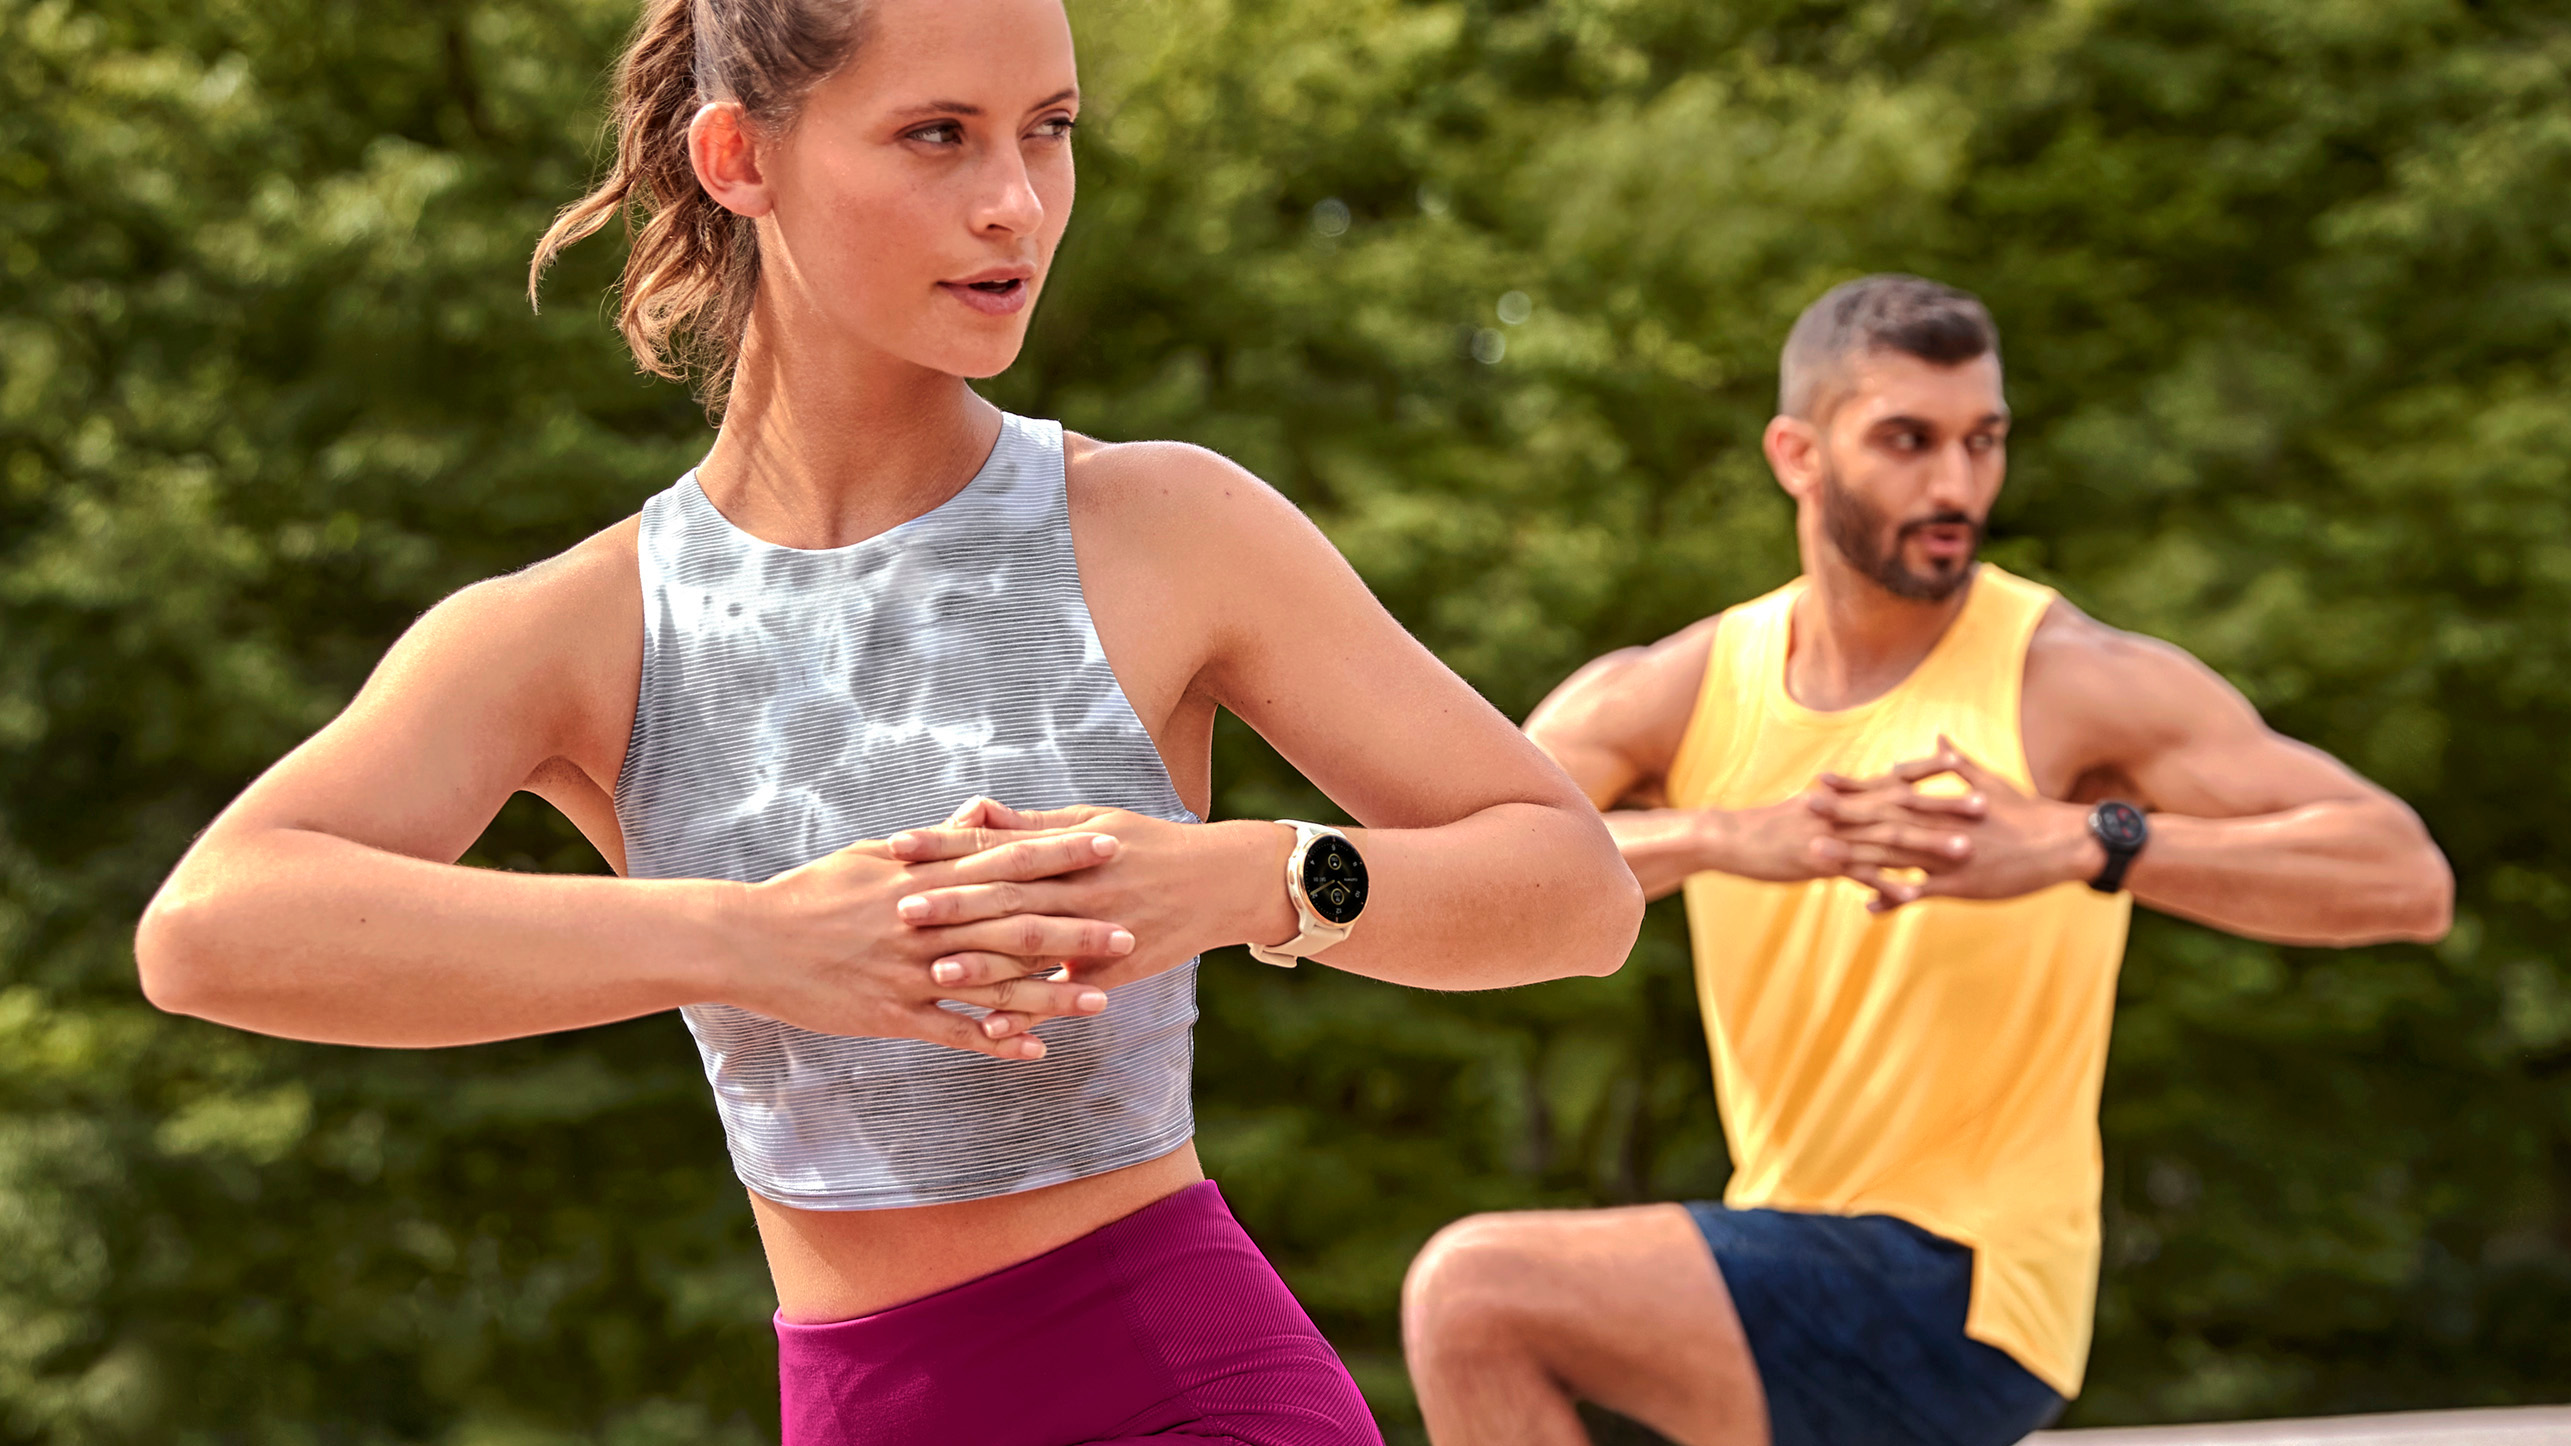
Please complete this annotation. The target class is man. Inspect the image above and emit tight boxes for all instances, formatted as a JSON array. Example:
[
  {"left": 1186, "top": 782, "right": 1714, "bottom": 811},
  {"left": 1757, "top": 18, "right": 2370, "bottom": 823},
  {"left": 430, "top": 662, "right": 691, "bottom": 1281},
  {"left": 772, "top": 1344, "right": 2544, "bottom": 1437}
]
[{"left": 1400, "top": 275, "right": 2454, "bottom": 1446}]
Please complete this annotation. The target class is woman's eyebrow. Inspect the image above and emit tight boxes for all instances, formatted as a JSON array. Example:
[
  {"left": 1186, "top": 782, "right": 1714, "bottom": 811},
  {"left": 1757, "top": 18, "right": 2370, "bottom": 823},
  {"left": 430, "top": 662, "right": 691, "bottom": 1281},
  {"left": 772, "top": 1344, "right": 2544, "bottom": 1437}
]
[{"left": 888, "top": 88, "right": 1080, "bottom": 123}]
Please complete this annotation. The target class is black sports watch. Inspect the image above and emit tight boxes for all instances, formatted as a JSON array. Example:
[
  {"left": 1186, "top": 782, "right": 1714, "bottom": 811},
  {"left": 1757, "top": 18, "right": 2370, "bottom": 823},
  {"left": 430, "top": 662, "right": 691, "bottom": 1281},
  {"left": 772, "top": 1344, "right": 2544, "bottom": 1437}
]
[{"left": 2086, "top": 800, "right": 2149, "bottom": 894}]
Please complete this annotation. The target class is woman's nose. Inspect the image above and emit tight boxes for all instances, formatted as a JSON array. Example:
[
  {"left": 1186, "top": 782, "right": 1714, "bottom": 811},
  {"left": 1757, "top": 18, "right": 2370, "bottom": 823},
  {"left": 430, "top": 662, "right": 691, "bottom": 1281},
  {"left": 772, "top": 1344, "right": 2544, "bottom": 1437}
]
[{"left": 974, "top": 149, "right": 1045, "bottom": 237}]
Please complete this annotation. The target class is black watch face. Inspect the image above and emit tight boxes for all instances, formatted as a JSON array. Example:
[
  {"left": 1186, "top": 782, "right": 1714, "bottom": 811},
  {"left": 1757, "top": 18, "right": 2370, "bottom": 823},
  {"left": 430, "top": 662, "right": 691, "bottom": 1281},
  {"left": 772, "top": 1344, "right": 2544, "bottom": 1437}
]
[
  {"left": 1302, "top": 834, "right": 1368, "bottom": 924},
  {"left": 2094, "top": 801, "right": 2148, "bottom": 849}
]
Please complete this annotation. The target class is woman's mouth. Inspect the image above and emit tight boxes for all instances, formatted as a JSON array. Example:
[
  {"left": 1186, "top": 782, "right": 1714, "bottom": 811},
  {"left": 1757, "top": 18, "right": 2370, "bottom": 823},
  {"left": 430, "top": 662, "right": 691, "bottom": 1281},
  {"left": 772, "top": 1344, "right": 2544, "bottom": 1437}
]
[{"left": 939, "top": 276, "right": 1031, "bottom": 316}]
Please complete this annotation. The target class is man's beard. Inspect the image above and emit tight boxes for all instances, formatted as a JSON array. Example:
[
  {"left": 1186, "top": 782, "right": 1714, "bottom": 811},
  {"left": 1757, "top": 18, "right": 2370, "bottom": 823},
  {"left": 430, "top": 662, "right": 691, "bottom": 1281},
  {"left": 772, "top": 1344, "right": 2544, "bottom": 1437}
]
[{"left": 1819, "top": 463, "right": 1983, "bottom": 602}]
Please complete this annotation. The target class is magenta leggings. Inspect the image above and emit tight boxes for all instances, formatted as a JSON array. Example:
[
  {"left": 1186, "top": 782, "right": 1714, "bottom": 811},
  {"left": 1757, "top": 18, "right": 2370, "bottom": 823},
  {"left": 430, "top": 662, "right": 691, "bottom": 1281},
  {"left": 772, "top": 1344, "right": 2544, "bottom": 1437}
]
[{"left": 774, "top": 1180, "right": 1384, "bottom": 1446}]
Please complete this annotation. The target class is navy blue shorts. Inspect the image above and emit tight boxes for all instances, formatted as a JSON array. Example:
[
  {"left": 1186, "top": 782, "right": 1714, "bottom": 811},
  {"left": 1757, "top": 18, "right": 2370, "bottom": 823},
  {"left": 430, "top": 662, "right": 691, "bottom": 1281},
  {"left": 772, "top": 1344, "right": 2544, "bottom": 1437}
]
[{"left": 1685, "top": 1204, "right": 2065, "bottom": 1446}]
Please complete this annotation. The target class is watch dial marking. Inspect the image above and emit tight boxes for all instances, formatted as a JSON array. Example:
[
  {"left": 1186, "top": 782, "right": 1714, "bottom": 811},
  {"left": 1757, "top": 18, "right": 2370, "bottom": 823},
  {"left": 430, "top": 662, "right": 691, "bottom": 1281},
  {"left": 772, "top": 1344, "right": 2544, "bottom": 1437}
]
[{"left": 1304, "top": 836, "right": 1368, "bottom": 924}]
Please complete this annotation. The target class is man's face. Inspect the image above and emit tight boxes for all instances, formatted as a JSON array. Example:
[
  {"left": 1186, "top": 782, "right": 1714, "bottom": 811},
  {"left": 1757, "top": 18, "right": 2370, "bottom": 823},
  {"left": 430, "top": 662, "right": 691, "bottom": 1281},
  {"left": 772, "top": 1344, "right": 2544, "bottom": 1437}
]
[{"left": 1781, "top": 350, "right": 2009, "bottom": 601}]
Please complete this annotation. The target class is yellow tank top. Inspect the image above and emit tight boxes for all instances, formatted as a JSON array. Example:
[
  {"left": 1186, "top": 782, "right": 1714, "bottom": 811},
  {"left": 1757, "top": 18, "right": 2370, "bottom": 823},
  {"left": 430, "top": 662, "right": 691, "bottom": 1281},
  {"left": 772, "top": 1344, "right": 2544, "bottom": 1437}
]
[{"left": 1665, "top": 564, "right": 2128, "bottom": 1397}]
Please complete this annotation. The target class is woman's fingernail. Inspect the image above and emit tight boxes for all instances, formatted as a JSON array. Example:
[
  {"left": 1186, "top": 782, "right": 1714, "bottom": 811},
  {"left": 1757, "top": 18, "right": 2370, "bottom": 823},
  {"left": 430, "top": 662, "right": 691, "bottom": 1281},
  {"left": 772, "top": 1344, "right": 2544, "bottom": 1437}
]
[
  {"left": 982, "top": 1018, "right": 1008, "bottom": 1038},
  {"left": 1090, "top": 834, "right": 1118, "bottom": 856},
  {"left": 890, "top": 831, "right": 920, "bottom": 852},
  {"left": 1950, "top": 836, "right": 1968, "bottom": 854},
  {"left": 1076, "top": 989, "right": 1107, "bottom": 1012},
  {"left": 896, "top": 895, "right": 928, "bottom": 921},
  {"left": 1021, "top": 1039, "right": 1047, "bottom": 1060},
  {"left": 1107, "top": 929, "right": 1135, "bottom": 955},
  {"left": 932, "top": 960, "right": 963, "bottom": 984}
]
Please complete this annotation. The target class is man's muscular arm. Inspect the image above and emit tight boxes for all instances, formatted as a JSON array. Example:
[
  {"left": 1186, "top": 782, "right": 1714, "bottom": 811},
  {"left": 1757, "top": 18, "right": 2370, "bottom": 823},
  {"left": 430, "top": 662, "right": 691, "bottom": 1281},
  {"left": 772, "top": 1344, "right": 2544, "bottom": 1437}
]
[
  {"left": 1525, "top": 620, "right": 1978, "bottom": 901},
  {"left": 1852, "top": 605, "right": 2453, "bottom": 946},
  {"left": 1522, "top": 626, "right": 1719, "bottom": 900}
]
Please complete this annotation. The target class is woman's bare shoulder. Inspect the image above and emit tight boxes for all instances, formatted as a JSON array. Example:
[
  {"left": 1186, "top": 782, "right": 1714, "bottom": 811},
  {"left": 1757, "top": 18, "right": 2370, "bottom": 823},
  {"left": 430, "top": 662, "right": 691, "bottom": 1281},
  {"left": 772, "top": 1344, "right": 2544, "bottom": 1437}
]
[
  {"left": 1060, "top": 433, "right": 1321, "bottom": 561},
  {"left": 360, "top": 515, "right": 644, "bottom": 763},
  {"left": 415, "top": 515, "right": 642, "bottom": 656}
]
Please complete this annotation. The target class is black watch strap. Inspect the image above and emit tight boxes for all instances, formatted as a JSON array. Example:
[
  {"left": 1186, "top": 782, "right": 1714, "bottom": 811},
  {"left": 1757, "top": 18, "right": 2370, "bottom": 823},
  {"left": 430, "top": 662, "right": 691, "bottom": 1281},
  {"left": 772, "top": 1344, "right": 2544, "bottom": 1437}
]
[{"left": 2087, "top": 800, "right": 2149, "bottom": 894}]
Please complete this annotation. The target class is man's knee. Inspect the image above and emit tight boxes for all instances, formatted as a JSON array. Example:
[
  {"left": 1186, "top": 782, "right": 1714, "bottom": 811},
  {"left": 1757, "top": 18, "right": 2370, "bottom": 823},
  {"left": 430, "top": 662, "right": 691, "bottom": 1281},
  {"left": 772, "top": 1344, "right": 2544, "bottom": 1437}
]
[{"left": 1403, "top": 1213, "right": 1557, "bottom": 1355}]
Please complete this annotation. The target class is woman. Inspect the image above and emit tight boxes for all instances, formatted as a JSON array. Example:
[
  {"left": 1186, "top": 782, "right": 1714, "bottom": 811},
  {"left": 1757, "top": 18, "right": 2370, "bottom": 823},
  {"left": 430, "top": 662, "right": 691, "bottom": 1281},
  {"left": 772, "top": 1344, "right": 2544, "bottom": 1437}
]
[{"left": 133, "top": 0, "right": 1641, "bottom": 1440}]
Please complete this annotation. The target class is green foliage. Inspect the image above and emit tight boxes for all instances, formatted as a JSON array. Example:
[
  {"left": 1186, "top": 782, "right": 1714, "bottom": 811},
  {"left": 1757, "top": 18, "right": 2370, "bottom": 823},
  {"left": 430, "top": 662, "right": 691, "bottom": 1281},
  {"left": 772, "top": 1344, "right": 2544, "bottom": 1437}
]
[{"left": 2, "top": 0, "right": 2566, "bottom": 1440}]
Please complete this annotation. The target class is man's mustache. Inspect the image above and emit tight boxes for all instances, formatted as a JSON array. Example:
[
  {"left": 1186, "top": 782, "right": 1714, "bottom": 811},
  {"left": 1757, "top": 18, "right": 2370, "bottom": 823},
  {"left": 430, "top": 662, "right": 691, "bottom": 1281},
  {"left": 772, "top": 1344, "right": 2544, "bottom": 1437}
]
[{"left": 1897, "top": 511, "right": 1984, "bottom": 537}]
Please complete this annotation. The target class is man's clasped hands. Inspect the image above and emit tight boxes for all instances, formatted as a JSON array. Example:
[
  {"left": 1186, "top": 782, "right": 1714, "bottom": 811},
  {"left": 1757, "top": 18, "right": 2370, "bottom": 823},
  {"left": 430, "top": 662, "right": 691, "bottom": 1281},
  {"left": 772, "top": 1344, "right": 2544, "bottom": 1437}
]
[{"left": 1707, "top": 735, "right": 2103, "bottom": 910}]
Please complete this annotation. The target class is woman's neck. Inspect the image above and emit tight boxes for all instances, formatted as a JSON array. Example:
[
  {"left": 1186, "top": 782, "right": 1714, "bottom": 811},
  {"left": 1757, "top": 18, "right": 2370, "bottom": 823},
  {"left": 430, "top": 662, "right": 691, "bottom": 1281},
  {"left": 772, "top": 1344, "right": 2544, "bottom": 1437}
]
[{"left": 695, "top": 314, "right": 1004, "bottom": 550}]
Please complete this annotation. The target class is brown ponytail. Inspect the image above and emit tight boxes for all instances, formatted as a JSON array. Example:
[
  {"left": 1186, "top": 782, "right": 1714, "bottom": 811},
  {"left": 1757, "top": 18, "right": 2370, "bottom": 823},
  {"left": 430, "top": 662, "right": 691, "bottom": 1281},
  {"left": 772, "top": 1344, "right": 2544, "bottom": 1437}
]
[{"left": 529, "top": 0, "right": 867, "bottom": 415}]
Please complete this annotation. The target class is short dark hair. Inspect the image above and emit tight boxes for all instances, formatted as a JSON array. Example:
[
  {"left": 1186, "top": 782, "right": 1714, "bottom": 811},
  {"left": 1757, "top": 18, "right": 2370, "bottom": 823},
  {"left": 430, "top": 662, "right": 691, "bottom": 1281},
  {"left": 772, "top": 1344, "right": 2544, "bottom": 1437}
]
[{"left": 1778, "top": 274, "right": 2001, "bottom": 419}]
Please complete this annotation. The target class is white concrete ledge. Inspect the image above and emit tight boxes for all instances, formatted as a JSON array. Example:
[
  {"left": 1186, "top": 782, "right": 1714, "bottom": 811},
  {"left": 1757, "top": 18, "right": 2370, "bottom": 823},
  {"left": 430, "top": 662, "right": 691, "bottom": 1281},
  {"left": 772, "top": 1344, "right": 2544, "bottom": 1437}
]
[{"left": 2034, "top": 1406, "right": 2571, "bottom": 1445}]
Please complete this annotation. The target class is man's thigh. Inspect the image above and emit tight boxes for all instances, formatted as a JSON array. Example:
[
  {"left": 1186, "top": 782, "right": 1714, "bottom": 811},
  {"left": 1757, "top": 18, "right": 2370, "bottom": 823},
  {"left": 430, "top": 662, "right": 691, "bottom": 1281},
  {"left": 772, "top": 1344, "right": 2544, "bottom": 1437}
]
[{"left": 1405, "top": 1203, "right": 1767, "bottom": 1446}]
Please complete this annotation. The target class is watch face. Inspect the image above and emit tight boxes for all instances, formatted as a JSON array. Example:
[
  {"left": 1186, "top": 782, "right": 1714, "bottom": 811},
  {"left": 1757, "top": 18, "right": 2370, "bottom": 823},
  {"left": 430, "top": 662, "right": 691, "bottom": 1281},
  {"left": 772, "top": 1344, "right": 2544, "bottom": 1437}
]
[
  {"left": 2094, "top": 801, "right": 2148, "bottom": 849},
  {"left": 1301, "top": 833, "right": 1368, "bottom": 925}
]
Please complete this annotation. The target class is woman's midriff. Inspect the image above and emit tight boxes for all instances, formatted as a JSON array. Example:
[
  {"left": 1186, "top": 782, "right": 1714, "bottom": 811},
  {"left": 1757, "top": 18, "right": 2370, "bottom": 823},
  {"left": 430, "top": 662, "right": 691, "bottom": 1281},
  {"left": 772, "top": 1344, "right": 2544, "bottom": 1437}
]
[{"left": 750, "top": 1142, "right": 1207, "bottom": 1323}]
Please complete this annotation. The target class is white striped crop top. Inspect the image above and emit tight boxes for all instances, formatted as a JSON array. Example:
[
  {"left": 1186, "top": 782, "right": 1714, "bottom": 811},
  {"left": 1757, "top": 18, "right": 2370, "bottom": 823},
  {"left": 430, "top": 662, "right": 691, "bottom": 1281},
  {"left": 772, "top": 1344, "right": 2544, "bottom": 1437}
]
[{"left": 614, "top": 414, "right": 1198, "bottom": 1210}]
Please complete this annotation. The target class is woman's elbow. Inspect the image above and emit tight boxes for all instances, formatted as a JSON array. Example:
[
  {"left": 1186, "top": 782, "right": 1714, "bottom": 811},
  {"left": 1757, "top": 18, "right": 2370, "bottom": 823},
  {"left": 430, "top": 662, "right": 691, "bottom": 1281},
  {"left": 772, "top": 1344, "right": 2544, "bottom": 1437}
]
[
  {"left": 1564, "top": 822, "right": 1646, "bottom": 978},
  {"left": 2396, "top": 851, "right": 2455, "bottom": 944},
  {"left": 135, "top": 884, "right": 229, "bottom": 1017}
]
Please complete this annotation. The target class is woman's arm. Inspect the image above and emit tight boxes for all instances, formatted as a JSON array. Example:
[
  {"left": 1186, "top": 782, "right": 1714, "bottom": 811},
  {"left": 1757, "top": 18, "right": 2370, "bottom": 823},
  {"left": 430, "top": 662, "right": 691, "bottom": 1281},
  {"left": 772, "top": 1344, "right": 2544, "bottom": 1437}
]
[
  {"left": 896, "top": 443, "right": 1644, "bottom": 995},
  {"left": 137, "top": 526, "right": 1130, "bottom": 1058}
]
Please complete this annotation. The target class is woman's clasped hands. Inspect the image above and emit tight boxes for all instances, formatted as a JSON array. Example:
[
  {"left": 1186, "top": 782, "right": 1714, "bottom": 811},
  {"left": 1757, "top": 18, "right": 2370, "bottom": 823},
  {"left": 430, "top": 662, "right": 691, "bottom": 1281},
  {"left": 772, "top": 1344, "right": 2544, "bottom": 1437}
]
[
  {"left": 734, "top": 798, "right": 1127, "bottom": 1062},
  {"left": 883, "top": 797, "right": 1295, "bottom": 1047},
  {"left": 736, "top": 798, "right": 1284, "bottom": 1062}
]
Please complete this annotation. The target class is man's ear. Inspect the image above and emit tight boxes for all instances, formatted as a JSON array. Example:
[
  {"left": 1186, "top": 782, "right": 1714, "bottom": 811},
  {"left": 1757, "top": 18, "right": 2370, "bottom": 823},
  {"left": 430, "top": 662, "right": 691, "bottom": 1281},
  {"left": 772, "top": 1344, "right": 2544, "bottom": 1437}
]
[
  {"left": 690, "top": 101, "right": 774, "bottom": 219},
  {"left": 1764, "top": 414, "right": 1823, "bottom": 502}
]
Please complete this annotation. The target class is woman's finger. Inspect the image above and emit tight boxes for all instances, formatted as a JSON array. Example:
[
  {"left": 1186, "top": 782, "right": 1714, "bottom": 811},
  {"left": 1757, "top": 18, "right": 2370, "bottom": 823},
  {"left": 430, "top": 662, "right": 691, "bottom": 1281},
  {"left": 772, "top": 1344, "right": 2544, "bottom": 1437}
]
[
  {"left": 896, "top": 842, "right": 1119, "bottom": 921},
  {"left": 886, "top": 822, "right": 1079, "bottom": 862},
  {"left": 943, "top": 832, "right": 1120, "bottom": 887},
  {"left": 926, "top": 914, "right": 1136, "bottom": 962},
  {"left": 901, "top": 883, "right": 1100, "bottom": 932},
  {"left": 980, "top": 802, "right": 1119, "bottom": 831},
  {"left": 915, "top": 1003, "right": 1048, "bottom": 1061},
  {"left": 927, "top": 951, "right": 1066, "bottom": 988},
  {"left": 942, "top": 796, "right": 1004, "bottom": 828},
  {"left": 886, "top": 825, "right": 1005, "bottom": 862},
  {"left": 939, "top": 974, "right": 1109, "bottom": 1023},
  {"left": 892, "top": 826, "right": 1115, "bottom": 871},
  {"left": 900, "top": 880, "right": 1038, "bottom": 926}
]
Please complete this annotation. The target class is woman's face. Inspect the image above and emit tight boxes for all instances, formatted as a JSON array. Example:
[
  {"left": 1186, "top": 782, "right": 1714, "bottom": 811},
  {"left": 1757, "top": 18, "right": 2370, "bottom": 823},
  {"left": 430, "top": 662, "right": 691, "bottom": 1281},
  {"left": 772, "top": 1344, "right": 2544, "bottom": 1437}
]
[{"left": 742, "top": 0, "right": 1080, "bottom": 380}]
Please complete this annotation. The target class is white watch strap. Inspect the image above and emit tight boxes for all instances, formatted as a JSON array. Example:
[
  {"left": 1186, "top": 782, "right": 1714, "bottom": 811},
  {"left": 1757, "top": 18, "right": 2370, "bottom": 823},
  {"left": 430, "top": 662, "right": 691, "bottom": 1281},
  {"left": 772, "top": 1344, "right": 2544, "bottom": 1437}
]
[
  {"left": 1246, "top": 820, "right": 1355, "bottom": 968},
  {"left": 1246, "top": 918, "right": 1348, "bottom": 969}
]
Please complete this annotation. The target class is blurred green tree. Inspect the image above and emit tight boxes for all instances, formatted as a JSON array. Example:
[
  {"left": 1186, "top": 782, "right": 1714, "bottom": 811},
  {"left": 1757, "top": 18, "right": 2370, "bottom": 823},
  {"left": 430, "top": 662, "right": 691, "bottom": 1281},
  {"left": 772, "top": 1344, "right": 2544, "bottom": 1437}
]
[{"left": 0, "top": 0, "right": 2564, "bottom": 1441}]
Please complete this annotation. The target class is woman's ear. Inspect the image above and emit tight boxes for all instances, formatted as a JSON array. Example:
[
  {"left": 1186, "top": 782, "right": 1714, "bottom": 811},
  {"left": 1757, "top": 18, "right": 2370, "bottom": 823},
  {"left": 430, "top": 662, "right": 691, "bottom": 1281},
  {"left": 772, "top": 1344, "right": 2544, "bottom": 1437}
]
[{"left": 689, "top": 101, "right": 774, "bottom": 218}]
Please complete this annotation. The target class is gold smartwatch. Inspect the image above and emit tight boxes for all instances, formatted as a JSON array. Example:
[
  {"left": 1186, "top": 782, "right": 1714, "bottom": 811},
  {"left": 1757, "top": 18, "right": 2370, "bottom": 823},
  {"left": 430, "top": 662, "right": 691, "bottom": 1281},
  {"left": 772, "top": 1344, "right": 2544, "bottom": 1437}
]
[{"left": 1246, "top": 820, "right": 1370, "bottom": 968}]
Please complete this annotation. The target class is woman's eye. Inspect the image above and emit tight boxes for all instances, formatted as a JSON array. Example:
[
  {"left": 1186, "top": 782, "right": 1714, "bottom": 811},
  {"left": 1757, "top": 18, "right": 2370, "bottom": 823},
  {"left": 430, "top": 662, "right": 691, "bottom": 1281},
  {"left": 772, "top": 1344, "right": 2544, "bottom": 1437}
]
[
  {"left": 906, "top": 121, "right": 964, "bottom": 145},
  {"left": 1034, "top": 115, "right": 1078, "bottom": 140}
]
